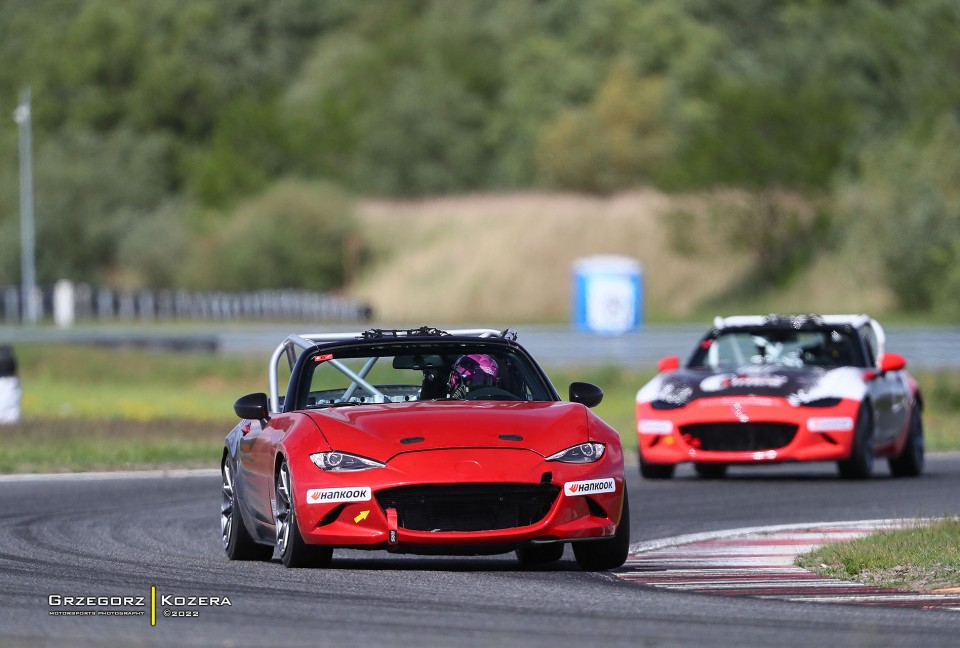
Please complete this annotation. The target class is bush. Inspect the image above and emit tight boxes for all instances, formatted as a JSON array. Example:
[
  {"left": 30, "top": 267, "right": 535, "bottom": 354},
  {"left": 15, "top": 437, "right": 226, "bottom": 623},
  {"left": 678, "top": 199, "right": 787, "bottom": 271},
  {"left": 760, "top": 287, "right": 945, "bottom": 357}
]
[
  {"left": 718, "top": 191, "right": 833, "bottom": 288},
  {"left": 849, "top": 113, "right": 960, "bottom": 314},
  {"left": 182, "top": 180, "right": 359, "bottom": 291},
  {"left": 116, "top": 202, "right": 190, "bottom": 288},
  {"left": 536, "top": 60, "right": 675, "bottom": 193}
]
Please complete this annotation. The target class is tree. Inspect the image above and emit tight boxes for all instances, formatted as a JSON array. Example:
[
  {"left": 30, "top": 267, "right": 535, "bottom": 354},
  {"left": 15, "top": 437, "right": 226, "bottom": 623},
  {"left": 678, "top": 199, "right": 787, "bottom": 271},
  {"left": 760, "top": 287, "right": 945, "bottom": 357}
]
[
  {"left": 850, "top": 114, "right": 960, "bottom": 313},
  {"left": 536, "top": 60, "right": 675, "bottom": 193},
  {"left": 182, "top": 181, "right": 357, "bottom": 291}
]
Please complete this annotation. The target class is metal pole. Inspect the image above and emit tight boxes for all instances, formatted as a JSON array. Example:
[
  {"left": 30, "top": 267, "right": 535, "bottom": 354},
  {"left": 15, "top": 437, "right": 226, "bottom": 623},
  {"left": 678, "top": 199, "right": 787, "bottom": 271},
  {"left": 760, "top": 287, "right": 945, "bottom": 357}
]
[{"left": 13, "top": 87, "right": 37, "bottom": 325}]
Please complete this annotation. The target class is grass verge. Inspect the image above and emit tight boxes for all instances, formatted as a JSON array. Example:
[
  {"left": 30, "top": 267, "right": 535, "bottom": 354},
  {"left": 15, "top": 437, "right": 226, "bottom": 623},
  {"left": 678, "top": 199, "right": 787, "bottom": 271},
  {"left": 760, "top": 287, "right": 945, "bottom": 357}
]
[
  {"left": 796, "top": 519, "right": 960, "bottom": 592},
  {"left": 0, "top": 418, "right": 227, "bottom": 473}
]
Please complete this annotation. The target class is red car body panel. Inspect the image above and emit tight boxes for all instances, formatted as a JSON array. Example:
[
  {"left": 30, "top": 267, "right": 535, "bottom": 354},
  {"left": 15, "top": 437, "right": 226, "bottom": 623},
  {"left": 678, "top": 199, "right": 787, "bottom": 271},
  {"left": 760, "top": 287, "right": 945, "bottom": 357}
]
[
  {"left": 272, "top": 401, "right": 624, "bottom": 549},
  {"left": 637, "top": 395, "right": 865, "bottom": 465}
]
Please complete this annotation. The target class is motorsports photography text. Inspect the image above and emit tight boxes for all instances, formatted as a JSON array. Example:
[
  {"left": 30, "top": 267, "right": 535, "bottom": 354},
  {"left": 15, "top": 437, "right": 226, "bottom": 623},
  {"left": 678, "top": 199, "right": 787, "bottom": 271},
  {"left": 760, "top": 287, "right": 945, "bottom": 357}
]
[{"left": 47, "top": 587, "right": 233, "bottom": 626}]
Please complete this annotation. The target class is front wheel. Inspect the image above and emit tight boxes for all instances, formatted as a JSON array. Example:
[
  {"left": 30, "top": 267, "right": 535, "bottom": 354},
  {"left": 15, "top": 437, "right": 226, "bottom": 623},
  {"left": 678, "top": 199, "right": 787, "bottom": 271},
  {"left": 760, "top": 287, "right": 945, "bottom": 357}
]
[
  {"left": 573, "top": 489, "right": 630, "bottom": 571},
  {"left": 838, "top": 404, "right": 875, "bottom": 479},
  {"left": 276, "top": 461, "right": 333, "bottom": 568},
  {"left": 516, "top": 543, "right": 565, "bottom": 566},
  {"left": 694, "top": 463, "right": 728, "bottom": 479},
  {"left": 639, "top": 457, "right": 675, "bottom": 480},
  {"left": 888, "top": 405, "right": 924, "bottom": 478}
]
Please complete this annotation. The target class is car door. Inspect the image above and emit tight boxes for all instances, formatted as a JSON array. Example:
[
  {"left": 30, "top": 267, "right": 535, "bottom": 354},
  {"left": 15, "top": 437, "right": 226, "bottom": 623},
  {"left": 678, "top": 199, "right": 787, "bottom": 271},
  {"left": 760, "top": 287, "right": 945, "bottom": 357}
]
[
  {"left": 867, "top": 371, "right": 898, "bottom": 447},
  {"left": 237, "top": 416, "right": 282, "bottom": 542},
  {"left": 876, "top": 366, "right": 910, "bottom": 448},
  {"left": 858, "top": 324, "right": 908, "bottom": 449}
]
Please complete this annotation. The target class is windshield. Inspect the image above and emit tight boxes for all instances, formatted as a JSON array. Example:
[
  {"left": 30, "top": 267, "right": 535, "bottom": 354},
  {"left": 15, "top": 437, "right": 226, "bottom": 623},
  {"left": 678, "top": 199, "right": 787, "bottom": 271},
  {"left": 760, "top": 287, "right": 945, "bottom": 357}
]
[
  {"left": 299, "top": 343, "right": 555, "bottom": 408},
  {"left": 688, "top": 328, "right": 864, "bottom": 370}
]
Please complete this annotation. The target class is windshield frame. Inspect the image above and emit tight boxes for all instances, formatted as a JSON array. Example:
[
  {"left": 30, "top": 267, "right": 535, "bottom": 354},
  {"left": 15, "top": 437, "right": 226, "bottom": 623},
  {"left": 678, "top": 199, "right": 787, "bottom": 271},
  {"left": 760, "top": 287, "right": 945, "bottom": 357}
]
[
  {"left": 285, "top": 339, "right": 560, "bottom": 411},
  {"left": 687, "top": 326, "right": 867, "bottom": 370}
]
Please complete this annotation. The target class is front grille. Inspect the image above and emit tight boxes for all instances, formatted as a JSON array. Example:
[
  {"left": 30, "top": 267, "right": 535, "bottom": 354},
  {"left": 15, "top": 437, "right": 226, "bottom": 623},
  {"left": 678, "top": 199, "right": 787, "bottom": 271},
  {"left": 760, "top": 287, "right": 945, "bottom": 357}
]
[
  {"left": 680, "top": 422, "right": 797, "bottom": 452},
  {"left": 375, "top": 483, "right": 560, "bottom": 532}
]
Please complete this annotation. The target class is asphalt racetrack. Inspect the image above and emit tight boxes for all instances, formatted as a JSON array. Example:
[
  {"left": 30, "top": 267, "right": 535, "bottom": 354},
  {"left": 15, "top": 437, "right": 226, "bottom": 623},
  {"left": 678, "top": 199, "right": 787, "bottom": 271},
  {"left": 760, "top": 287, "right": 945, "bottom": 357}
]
[{"left": 3, "top": 456, "right": 960, "bottom": 647}]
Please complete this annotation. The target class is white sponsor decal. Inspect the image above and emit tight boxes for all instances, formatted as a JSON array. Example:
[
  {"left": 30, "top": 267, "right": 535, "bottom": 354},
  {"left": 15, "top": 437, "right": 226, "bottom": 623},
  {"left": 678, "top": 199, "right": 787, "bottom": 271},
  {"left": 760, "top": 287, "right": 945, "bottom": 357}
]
[
  {"left": 306, "top": 486, "right": 372, "bottom": 504},
  {"left": 638, "top": 419, "right": 673, "bottom": 435},
  {"left": 564, "top": 478, "right": 616, "bottom": 497},
  {"left": 709, "top": 396, "right": 779, "bottom": 407},
  {"left": 807, "top": 417, "right": 854, "bottom": 432},
  {"left": 655, "top": 383, "right": 693, "bottom": 405},
  {"left": 700, "top": 373, "right": 789, "bottom": 392}
]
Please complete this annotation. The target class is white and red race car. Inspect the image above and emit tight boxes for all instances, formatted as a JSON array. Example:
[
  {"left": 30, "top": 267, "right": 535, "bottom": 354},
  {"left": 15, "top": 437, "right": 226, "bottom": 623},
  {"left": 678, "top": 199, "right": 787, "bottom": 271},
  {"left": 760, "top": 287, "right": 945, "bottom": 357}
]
[{"left": 636, "top": 314, "right": 924, "bottom": 479}]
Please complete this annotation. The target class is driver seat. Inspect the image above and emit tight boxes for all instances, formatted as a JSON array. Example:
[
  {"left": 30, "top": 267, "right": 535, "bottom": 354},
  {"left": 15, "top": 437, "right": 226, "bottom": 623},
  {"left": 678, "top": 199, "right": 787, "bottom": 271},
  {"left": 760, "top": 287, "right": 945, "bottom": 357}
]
[{"left": 419, "top": 370, "right": 447, "bottom": 400}]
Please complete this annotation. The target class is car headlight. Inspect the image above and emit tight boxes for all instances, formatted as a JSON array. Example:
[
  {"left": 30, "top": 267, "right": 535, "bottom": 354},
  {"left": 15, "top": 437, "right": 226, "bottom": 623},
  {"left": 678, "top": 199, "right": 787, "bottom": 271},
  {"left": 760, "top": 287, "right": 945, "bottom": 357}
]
[
  {"left": 310, "top": 451, "right": 385, "bottom": 472},
  {"left": 546, "top": 443, "right": 605, "bottom": 463}
]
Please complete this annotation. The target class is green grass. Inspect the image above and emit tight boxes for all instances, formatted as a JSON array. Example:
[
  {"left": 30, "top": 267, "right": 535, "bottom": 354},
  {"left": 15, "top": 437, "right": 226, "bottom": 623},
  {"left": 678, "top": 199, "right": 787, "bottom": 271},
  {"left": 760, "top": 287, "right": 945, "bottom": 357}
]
[
  {"left": 15, "top": 343, "right": 266, "bottom": 421},
  {"left": 0, "top": 418, "right": 226, "bottom": 473},
  {"left": 797, "top": 519, "right": 960, "bottom": 592},
  {"left": 5, "top": 344, "right": 264, "bottom": 473},
  {"left": 5, "top": 343, "right": 960, "bottom": 473}
]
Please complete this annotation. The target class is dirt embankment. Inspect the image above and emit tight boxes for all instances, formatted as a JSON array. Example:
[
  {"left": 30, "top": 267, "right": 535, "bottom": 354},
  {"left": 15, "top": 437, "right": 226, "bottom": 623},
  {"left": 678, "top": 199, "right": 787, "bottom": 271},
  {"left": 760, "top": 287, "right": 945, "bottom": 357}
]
[{"left": 350, "top": 190, "right": 891, "bottom": 324}]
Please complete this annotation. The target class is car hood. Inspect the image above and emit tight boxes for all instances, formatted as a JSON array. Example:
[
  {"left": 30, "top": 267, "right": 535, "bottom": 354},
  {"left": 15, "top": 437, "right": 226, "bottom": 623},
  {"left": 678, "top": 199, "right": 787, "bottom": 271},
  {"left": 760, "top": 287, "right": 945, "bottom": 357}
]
[
  {"left": 305, "top": 401, "right": 591, "bottom": 461},
  {"left": 637, "top": 365, "right": 868, "bottom": 407}
]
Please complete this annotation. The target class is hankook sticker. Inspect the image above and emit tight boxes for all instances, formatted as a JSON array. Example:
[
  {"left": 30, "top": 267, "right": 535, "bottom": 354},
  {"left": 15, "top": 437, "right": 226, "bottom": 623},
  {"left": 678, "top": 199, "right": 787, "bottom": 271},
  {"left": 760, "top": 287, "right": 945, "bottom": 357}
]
[
  {"left": 564, "top": 478, "right": 616, "bottom": 496},
  {"left": 306, "top": 487, "right": 372, "bottom": 504}
]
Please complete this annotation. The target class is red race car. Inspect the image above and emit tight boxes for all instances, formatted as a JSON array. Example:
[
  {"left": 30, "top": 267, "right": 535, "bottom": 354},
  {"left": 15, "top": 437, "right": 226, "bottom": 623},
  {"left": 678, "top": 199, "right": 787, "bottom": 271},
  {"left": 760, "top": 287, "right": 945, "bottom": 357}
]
[
  {"left": 221, "top": 327, "right": 628, "bottom": 570},
  {"left": 635, "top": 314, "right": 924, "bottom": 480}
]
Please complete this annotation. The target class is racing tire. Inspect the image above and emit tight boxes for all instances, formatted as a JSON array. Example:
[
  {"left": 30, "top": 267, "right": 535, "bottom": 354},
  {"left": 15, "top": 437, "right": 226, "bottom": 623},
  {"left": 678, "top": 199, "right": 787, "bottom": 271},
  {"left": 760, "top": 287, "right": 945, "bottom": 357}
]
[
  {"left": 639, "top": 458, "right": 675, "bottom": 480},
  {"left": 276, "top": 461, "right": 333, "bottom": 568},
  {"left": 837, "top": 403, "right": 875, "bottom": 479},
  {"left": 573, "top": 490, "right": 630, "bottom": 571},
  {"left": 888, "top": 405, "right": 925, "bottom": 478},
  {"left": 221, "top": 458, "right": 273, "bottom": 561},
  {"left": 694, "top": 463, "right": 728, "bottom": 479},
  {"left": 515, "top": 543, "right": 565, "bottom": 566}
]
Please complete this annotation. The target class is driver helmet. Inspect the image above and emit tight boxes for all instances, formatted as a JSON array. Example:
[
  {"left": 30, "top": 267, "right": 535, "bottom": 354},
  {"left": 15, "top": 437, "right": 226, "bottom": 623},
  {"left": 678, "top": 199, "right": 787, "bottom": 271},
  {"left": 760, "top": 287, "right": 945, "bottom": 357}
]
[{"left": 447, "top": 354, "right": 499, "bottom": 399}]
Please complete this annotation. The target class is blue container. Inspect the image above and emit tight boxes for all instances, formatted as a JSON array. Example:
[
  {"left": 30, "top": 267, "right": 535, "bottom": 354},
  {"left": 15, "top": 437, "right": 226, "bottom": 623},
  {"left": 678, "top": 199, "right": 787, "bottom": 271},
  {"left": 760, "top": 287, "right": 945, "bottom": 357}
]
[{"left": 572, "top": 255, "right": 643, "bottom": 334}]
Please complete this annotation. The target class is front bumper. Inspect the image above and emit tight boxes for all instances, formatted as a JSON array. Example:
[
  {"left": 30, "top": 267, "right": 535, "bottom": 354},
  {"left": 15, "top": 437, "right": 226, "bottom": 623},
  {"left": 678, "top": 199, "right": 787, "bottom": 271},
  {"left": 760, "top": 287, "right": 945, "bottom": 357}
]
[
  {"left": 636, "top": 396, "right": 861, "bottom": 465},
  {"left": 290, "top": 447, "right": 624, "bottom": 551}
]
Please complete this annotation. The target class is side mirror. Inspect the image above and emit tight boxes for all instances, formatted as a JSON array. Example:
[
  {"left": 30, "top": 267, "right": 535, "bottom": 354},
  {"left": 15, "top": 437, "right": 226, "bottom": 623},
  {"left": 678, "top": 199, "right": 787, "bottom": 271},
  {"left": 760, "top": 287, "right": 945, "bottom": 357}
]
[
  {"left": 569, "top": 382, "right": 604, "bottom": 408},
  {"left": 879, "top": 352, "right": 906, "bottom": 373},
  {"left": 657, "top": 356, "right": 680, "bottom": 372},
  {"left": 234, "top": 392, "right": 270, "bottom": 421}
]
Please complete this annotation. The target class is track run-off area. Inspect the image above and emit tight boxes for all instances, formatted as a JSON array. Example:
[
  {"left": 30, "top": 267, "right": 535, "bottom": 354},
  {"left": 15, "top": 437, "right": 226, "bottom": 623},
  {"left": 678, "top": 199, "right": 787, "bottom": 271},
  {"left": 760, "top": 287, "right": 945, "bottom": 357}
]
[
  {"left": 620, "top": 521, "right": 960, "bottom": 610},
  {"left": 2, "top": 455, "right": 960, "bottom": 647}
]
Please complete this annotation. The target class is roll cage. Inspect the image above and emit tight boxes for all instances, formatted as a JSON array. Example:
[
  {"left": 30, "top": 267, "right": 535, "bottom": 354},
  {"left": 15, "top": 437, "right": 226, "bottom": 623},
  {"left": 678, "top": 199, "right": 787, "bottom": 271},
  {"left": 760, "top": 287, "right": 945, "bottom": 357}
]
[
  {"left": 705, "top": 314, "right": 887, "bottom": 370},
  {"left": 266, "top": 327, "right": 523, "bottom": 414}
]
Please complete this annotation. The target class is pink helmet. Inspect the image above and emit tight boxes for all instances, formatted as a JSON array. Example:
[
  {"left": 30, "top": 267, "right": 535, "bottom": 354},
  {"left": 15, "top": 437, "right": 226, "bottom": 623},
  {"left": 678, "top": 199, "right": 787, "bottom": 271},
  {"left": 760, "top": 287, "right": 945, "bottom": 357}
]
[{"left": 448, "top": 354, "right": 499, "bottom": 398}]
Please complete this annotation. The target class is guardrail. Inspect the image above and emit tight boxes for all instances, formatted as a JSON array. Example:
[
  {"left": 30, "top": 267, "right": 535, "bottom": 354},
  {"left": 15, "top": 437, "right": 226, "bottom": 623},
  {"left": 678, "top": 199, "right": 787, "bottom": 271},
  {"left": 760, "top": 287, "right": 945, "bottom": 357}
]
[{"left": 0, "top": 283, "right": 373, "bottom": 325}]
